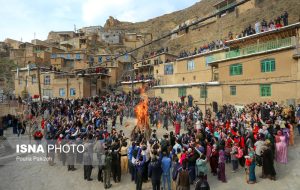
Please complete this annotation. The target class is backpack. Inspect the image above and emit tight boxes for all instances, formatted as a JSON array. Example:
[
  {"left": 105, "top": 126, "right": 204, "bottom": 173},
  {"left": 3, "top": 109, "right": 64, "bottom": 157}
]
[{"left": 237, "top": 147, "right": 243, "bottom": 159}]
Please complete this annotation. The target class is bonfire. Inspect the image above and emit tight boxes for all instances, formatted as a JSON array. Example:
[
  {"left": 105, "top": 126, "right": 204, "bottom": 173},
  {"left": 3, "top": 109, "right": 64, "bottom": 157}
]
[{"left": 134, "top": 88, "right": 151, "bottom": 140}]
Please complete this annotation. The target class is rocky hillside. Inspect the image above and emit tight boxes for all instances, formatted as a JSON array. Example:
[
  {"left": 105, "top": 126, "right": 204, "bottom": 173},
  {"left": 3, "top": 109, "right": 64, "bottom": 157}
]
[{"left": 105, "top": 0, "right": 300, "bottom": 56}]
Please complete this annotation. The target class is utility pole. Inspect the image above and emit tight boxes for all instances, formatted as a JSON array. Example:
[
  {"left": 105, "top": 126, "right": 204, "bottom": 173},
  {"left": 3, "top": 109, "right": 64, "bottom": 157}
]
[
  {"left": 90, "top": 77, "right": 92, "bottom": 96},
  {"left": 25, "top": 75, "right": 28, "bottom": 96},
  {"left": 204, "top": 83, "right": 207, "bottom": 116},
  {"left": 37, "top": 66, "right": 42, "bottom": 102},
  {"left": 131, "top": 61, "right": 135, "bottom": 112},
  {"left": 78, "top": 81, "right": 81, "bottom": 98},
  {"left": 66, "top": 77, "right": 69, "bottom": 98}
]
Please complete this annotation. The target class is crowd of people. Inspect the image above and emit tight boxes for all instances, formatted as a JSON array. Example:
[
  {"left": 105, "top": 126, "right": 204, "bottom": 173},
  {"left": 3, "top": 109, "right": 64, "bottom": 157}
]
[
  {"left": 7, "top": 93, "right": 300, "bottom": 190},
  {"left": 179, "top": 11, "right": 290, "bottom": 59},
  {"left": 122, "top": 74, "right": 154, "bottom": 82},
  {"left": 142, "top": 48, "right": 169, "bottom": 60},
  {"left": 229, "top": 11, "right": 289, "bottom": 40},
  {"left": 178, "top": 39, "right": 226, "bottom": 59}
]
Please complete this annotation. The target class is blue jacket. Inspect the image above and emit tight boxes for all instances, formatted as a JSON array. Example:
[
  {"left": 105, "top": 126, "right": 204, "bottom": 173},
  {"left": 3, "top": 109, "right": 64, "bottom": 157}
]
[
  {"left": 128, "top": 145, "right": 137, "bottom": 161},
  {"left": 161, "top": 156, "right": 172, "bottom": 175}
]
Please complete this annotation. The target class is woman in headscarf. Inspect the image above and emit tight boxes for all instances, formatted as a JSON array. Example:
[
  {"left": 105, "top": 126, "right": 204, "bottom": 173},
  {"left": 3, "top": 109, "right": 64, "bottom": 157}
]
[
  {"left": 209, "top": 144, "right": 219, "bottom": 176},
  {"left": 261, "top": 140, "right": 276, "bottom": 180},
  {"left": 176, "top": 160, "right": 190, "bottom": 190},
  {"left": 287, "top": 121, "right": 294, "bottom": 146},
  {"left": 174, "top": 120, "right": 181, "bottom": 136},
  {"left": 218, "top": 147, "right": 227, "bottom": 183},
  {"left": 275, "top": 130, "right": 288, "bottom": 164},
  {"left": 245, "top": 149, "right": 256, "bottom": 184},
  {"left": 206, "top": 139, "right": 212, "bottom": 163},
  {"left": 195, "top": 154, "right": 208, "bottom": 181}
]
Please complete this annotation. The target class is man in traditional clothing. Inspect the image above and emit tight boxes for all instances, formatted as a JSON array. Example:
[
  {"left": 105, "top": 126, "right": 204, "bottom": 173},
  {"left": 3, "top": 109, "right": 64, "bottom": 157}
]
[
  {"left": 66, "top": 138, "right": 76, "bottom": 171},
  {"left": 148, "top": 152, "right": 162, "bottom": 190},
  {"left": 95, "top": 135, "right": 106, "bottom": 182},
  {"left": 135, "top": 154, "right": 145, "bottom": 190},
  {"left": 83, "top": 136, "right": 93, "bottom": 181},
  {"left": 111, "top": 139, "right": 121, "bottom": 183},
  {"left": 104, "top": 149, "right": 112, "bottom": 189}
]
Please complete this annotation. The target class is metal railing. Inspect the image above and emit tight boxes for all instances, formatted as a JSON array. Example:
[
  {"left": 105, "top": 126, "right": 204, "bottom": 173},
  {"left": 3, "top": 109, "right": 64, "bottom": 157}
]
[{"left": 206, "top": 37, "right": 295, "bottom": 64}]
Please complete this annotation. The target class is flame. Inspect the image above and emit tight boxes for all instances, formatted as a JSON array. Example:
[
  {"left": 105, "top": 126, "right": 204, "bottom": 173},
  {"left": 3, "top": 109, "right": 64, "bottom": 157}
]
[
  {"left": 134, "top": 87, "right": 150, "bottom": 130},
  {"left": 157, "top": 122, "right": 161, "bottom": 129}
]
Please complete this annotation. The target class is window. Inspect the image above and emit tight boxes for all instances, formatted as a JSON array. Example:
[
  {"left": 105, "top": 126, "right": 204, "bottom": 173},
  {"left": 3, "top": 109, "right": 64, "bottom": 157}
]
[
  {"left": 230, "top": 86, "right": 236, "bottom": 96},
  {"left": 70, "top": 88, "right": 76, "bottom": 96},
  {"left": 187, "top": 60, "right": 195, "bottom": 71},
  {"left": 178, "top": 87, "right": 186, "bottom": 97},
  {"left": 230, "top": 63, "right": 243, "bottom": 76},
  {"left": 261, "top": 59, "right": 275, "bottom": 72},
  {"left": 42, "top": 89, "right": 52, "bottom": 97},
  {"left": 89, "top": 56, "right": 94, "bottom": 63},
  {"left": 19, "top": 78, "right": 22, "bottom": 85},
  {"left": 200, "top": 86, "right": 207, "bottom": 98},
  {"left": 260, "top": 84, "right": 271, "bottom": 97},
  {"left": 76, "top": 53, "right": 81, "bottom": 60},
  {"left": 31, "top": 75, "right": 37, "bottom": 84},
  {"left": 164, "top": 64, "right": 173, "bottom": 75},
  {"left": 44, "top": 75, "right": 50, "bottom": 85},
  {"left": 66, "top": 54, "right": 71, "bottom": 59},
  {"left": 59, "top": 88, "right": 65, "bottom": 97},
  {"left": 161, "top": 88, "right": 164, "bottom": 94},
  {"left": 69, "top": 61, "right": 74, "bottom": 68},
  {"left": 51, "top": 53, "right": 57, "bottom": 59},
  {"left": 98, "top": 56, "right": 102, "bottom": 63}
]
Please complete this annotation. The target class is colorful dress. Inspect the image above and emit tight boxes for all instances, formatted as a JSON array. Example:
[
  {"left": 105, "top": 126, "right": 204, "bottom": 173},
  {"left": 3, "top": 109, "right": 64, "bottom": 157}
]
[
  {"left": 289, "top": 125, "right": 294, "bottom": 146},
  {"left": 245, "top": 157, "right": 256, "bottom": 183},
  {"left": 275, "top": 136, "right": 288, "bottom": 164},
  {"left": 248, "top": 159, "right": 256, "bottom": 182},
  {"left": 218, "top": 150, "right": 226, "bottom": 182}
]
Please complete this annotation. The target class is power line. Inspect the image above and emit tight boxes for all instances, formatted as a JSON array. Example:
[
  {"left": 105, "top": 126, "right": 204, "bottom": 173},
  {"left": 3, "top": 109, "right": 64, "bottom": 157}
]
[{"left": 16, "top": 0, "right": 253, "bottom": 88}]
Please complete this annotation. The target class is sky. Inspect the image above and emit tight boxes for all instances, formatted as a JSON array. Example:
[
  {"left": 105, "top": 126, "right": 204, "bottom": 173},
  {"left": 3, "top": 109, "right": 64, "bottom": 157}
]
[{"left": 0, "top": 0, "right": 199, "bottom": 42}]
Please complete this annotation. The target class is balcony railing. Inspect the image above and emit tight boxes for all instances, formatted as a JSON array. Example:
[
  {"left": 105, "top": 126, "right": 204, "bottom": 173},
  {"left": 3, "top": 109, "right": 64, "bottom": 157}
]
[{"left": 206, "top": 37, "right": 295, "bottom": 64}]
